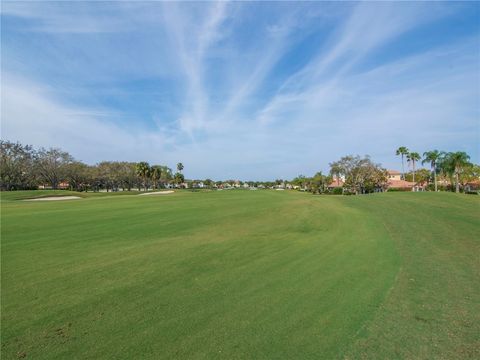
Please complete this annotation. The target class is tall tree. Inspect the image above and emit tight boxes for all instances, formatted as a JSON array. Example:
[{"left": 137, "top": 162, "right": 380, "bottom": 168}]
[
  {"left": 150, "top": 165, "right": 162, "bottom": 190},
  {"left": 177, "top": 162, "right": 184, "bottom": 174},
  {"left": 396, "top": 147, "right": 409, "bottom": 180},
  {"left": 118, "top": 162, "right": 137, "bottom": 191},
  {"left": 135, "top": 162, "right": 151, "bottom": 191},
  {"left": 422, "top": 150, "right": 441, "bottom": 192},
  {"left": 174, "top": 172, "right": 185, "bottom": 187},
  {"left": 159, "top": 166, "right": 172, "bottom": 187},
  {"left": 330, "top": 155, "right": 387, "bottom": 194},
  {"left": 308, "top": 172, "right": 332, "bottom": 194},
  {"left": 407, "top": 152, "right": 421, "bottom": 183},
  {"left": 0, "top": 140, "right": 36, "bottom": 190},
  {"left": 35, "top": 148, "right": 74, "bottom": 189},
  {"left": 440, "top": 152, "right": 471, "bottom": 193},
  {"left": 291, "top": 175, "right": 308, "bottom": 189},
  {"left": 97, "top": 162, "right": 114, "bottom": 192},
  {"left": 65, "top": 161, "right": 89, "bottom": 191}
]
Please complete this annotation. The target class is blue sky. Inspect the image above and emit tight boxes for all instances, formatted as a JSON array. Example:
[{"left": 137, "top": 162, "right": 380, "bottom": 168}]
[{"left": 1, "top": 1, "right": 479, "bottom": 180}]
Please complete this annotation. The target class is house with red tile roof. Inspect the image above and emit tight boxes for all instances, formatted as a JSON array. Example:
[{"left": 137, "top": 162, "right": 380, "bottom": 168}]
[
  {"left": 387, "top": 170, "right": 425, "bottom": 191},
  {"left": 388, "top": 179, "right": 416, "bottom": 190},
  {"left": 464, "top": 180, "right": 480, "bottom": 192},
  {"left": 327, "top": 176, "right": 344, "bottom": 189}
]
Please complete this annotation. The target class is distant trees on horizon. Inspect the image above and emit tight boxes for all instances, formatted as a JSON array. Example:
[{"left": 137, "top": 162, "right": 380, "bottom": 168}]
[
  {"left": 1, "top": 139, "right": 478, "bottom": 194},
  {"left": 0, "top": 140, "right": 174, "bottom": 192}
]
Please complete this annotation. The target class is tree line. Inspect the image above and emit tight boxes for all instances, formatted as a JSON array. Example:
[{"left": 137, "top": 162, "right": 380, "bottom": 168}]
[
  {"left": 0, "top": 140, "right": 280, "bottom": 192},
  {"left": 1, "top": 140, "right": 478, "bottom": 194},
  {"left": 395, "top": 147, "right": 477, "bottom": 193},
  {"left": 0, "top": 140, "right": 180, "bottom": 192},
  {"left": 291, "top": 149, "right": 478, "bottom": 195}
]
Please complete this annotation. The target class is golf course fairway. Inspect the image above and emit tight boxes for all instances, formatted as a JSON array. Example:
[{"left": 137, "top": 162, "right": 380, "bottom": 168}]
[{"left": 1, "top": 191, "right": 479, "bottom": 359}]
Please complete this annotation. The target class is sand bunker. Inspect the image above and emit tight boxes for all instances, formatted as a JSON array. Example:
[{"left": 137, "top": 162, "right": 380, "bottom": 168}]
[
  {"left": 25, "top": 196, "right": 81, "bottom": 201},
  {"left": 139, "top": 191, "right": 175, "bottom": 196}
]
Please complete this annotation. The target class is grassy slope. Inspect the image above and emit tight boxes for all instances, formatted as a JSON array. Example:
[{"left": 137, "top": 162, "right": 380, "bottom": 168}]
[
  {"left": 1, "top": 191, "right": 478, "bottom": 359},
  {"left": 345, "top": 192, "right": 480, "bottom": 359}
]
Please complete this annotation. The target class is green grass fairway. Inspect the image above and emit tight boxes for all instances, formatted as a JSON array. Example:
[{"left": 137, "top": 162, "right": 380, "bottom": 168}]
[{"left": 1, "top": 191, "right": 479, "bottom": 359}]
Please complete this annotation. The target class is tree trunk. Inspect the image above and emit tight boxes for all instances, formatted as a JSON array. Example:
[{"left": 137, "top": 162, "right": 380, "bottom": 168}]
[
  {"left": 412, "top": 161, "right": 416, "bottom": 184},
  {"left": 455, "top": 172, "right": 460, "bottom": 193},
  {"left": 402, "top": 155, "right": 405, "bottom": 180},
  {"left": 434, "top": 167, "right": 437, "bottom": 192}
]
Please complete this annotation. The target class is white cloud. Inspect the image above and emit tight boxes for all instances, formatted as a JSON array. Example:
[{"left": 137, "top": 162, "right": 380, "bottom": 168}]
[
  {"left": 1, "top": 73, "right": 172, "bottom": 162},
  {"left": 158, "top": 2, "right": 231, "bottom": 136},
  {"left": 1, "top": 2, "right": 133, "bottom": 33},
  {"left": 258, "top": 2, "right": 455, "bottom": 124}
]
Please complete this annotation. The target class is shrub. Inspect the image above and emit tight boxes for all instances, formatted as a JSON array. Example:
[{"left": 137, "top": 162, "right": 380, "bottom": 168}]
[
  {"left": 426, "top": 184, "right": 436, "bottom": 191},
  {"left": 332, "top": 187, "right": 343, "bottom": 195}
]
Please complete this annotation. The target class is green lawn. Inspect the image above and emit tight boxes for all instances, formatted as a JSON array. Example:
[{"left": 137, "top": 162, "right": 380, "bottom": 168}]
[{"left": 1, "top": 190, "right": 479, "bottom": 359}]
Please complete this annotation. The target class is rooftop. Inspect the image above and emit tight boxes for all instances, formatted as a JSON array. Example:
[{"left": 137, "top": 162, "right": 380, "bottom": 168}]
[{"left": 388, "top": 179, "right": 415, "bottom": 188}]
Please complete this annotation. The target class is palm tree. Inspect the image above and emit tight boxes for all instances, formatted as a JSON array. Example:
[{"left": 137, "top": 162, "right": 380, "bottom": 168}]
[
  {"left": 174, "top": 172, "right": 185, "bottom": 187},
  {"left": 407, "top": 152, "right": 421, "bottom": 183},
  {"left": 396, "top": 147, "right": 409, "bottom": 180},
  {"left": 150, "top": 165, "right": 162, "bottom": 190},
  {"left": 177, "top": 162, "right": 184, "bottom": 173},
  {"left": 447, "top": 152, "right": 471, "bottom": 193},
  {"left": 422, "top": 150, "right": 440, "bottom": 192},
  {"left": 135, "top": 162, "right": 150, "bottom": 191},
  {"left": 437, "top": 151, "right": 454, "bottom": 189}
]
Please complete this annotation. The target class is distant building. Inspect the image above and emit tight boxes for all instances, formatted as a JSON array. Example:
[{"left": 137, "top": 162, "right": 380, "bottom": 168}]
[
  {"left": 387, "top": 170, "right": 402, "bottom": 181},
  {"left": 387, "top": 179, "right": 415, "bottom": 190},
  {"left": 387, "top": 170, "right": 421, "bottom": 191},
  {"left": 328, "top": 177, "right": 344, "bottom": 189},
  {"left": 464, "top": 180, "right": 480, "bottom": 192},
  {"left": 38, "top": 182, "right": 70, "bottom": 190}
]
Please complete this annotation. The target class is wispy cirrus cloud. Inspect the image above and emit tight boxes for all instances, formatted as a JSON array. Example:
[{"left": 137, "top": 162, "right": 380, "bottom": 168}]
[
  {"left": 160, "top": 2, "right": 230, "bottom": 136},
  {"left": 257, "top": 2, "right": 456, "bottom": 125},
  {"left": 0, "top": 2, "right": 134, "bottom": 33}
]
